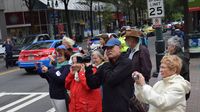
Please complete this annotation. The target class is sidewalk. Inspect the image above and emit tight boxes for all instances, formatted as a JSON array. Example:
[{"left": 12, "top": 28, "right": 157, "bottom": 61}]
[
  {"left": 0, "top": 58, "right": 18, "bottom": 72},
  {"left": 148, "top": 33, "right": 200, "bottom": 112}
]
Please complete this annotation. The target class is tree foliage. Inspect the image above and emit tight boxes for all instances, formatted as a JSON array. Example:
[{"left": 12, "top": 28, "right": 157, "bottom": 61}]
[{"left": 164, "top": 0, "right": 183, "bottom": 21}]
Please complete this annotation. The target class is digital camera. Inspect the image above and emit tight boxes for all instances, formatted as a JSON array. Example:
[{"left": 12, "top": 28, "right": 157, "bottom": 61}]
[{"left": 77, "top": 55, "right": 91, "bottom": 63}]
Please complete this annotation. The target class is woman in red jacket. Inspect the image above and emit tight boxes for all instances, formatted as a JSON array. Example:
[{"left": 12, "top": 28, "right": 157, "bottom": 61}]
[{"left": 65, "top": 56, "right": 102, "bottom": 112}]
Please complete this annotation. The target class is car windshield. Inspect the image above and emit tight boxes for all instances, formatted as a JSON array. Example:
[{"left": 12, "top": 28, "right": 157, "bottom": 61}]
[
  {"left": 26, "top": 42, "right": 52, "bottom": 50},
  {"left": 23, "top": 36, "right": 36, "bottom": 45},
  {"left": 14, "top": 36, "right": 36, "bottom": 47}
]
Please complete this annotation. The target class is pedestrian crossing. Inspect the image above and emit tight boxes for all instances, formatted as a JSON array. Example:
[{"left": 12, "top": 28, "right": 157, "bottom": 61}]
[{"left": 0, "top": 92, "right": 55, "bottom": 112}]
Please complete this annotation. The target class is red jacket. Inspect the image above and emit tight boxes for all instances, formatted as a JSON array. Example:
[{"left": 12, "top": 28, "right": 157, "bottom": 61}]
[{"left": 65, "top": 69, "right": 102, "bottom": 112}]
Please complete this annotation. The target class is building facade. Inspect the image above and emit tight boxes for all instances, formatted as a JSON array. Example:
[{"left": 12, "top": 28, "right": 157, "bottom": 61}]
[
  {"left": 3, "top": 0, "right": 96, "bottom": 39},
  {"left": 0, "top": 0, "right": 7, "bottom": 40}
]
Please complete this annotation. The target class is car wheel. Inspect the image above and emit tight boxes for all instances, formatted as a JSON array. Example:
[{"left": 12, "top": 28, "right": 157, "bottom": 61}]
[{"left": 25, "top": 68, "right": 35, "bottom": 73}]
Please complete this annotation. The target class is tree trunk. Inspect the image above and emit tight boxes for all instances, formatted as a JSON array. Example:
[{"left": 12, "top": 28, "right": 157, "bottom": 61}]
[
  {"left": 29, "top": 9, "right": 34, "bottom": 34},
  {"left": 89, "top": 0, "right": 94, "bottom": 37},
  {"left": 183, "top": 0, "right": 190, "bottom": 58},
  {"left": 64, "top": 2, "right": 72, "bottom": 38},
  {"left": 134, "top": 7, "right": 138, "bottom": 26}
]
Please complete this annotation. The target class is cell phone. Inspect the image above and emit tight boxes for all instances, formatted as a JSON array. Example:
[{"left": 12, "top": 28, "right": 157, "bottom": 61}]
[{"left": 132, "top": 72, "right": 139, "bottom": 81}]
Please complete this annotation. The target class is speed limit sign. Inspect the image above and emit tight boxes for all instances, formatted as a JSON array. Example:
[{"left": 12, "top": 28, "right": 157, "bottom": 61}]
[{"left": 147, "top": 0, "right": 165, "bottom": 18}]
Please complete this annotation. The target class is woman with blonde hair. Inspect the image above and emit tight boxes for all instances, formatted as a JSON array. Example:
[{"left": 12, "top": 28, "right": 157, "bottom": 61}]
[
  {"left": 62, "top": 36, "right": 75, "bottom": 49},
  {"left": 133, "top": 55, "right": 191, "bottom": 112}
]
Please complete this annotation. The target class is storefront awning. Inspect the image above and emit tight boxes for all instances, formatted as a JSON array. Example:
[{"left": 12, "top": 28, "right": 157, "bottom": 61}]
[
  {"left": 189, "top": 7, "right": 200, "bottom": 12},
  {"left": 39, "top": 0, "right": 90, "bottom": 11}
]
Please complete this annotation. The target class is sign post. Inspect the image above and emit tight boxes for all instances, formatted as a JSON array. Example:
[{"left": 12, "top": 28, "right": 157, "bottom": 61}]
[
  {"left": 147, "top": 0, "right": 165, "bottom": 77},
  {"left": 147, "top": 0, "right": 165, "bottom": 18}
]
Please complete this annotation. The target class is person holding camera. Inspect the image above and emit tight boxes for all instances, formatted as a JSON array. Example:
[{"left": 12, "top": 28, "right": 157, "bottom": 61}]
[
  {"left": 65, "top": 56, "right": 102, "bottom": 112},
  {"left": 91, "top": 49, "right": 105, "bottom": 68},
  {"left": 37, "top": 45, "right": 71, "bottom": 112},
  {"left": 85, "top": 38, "right": 136, "bottom": 112},
  {"left": 133, "top": 55, "right": 191, "bottom": 112}
]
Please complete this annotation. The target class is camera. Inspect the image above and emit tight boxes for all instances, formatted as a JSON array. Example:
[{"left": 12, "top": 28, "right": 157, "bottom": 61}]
[
  {"left": 132, "top": 72, "right": 139, "bottom": 81},
  {"left": 77, "top": 55, "right": 91, "bottom": 63}
]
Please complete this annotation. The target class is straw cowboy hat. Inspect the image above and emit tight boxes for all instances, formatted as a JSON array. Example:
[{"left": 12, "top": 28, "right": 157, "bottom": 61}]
[{"left": 125, "top": 29, "right": 142, "bottom": 38}]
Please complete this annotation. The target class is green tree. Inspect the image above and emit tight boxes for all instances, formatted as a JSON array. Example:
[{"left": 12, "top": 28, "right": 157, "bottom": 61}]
[
  {"left": 164, "top": 0, "right": 183, "bottom": 21},
  {"left": 172, "top": 12, "right": 184, "bottom": 21}
]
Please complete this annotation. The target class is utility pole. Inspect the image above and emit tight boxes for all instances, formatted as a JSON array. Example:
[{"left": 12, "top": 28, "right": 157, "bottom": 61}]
[
  {"left": 97, "top": 2, "right": 102, "bottom": 33},
  {"left": 90, "top": 0, "right": 94, "bottom": 37},
  {"left": 183, "top": 0, "right": 190, "bottom": 59},
  {"left": 147, "top": 0, "right": 165, "bottom": 77}
]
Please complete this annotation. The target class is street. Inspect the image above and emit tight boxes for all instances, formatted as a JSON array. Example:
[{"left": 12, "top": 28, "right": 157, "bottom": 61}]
[
  {"left": 0, "top": 31, "right": 199, "bottom": 112},
  {"left": 0, "top": 59, "right": 53, "bottom": 112}
]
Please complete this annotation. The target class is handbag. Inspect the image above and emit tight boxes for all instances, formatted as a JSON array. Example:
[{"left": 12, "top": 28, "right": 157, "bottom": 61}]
[{"left": 129, "top": 95, "right": 147, "bottom": 112}]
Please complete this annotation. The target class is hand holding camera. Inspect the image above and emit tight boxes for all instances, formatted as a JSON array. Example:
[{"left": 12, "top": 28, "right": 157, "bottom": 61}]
[
  {"left": 71, "top": 64, "right": 82, "bottom": 74},
  {"left": 132, "top": 71, "right": 145, "bottom": 86}
]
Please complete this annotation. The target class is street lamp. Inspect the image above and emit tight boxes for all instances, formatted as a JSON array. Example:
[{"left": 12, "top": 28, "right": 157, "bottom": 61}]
[
  {"left": 95, "top": 2, "right": 103, "bottom": 33},
  {"left": 47, "top": 0, "right": 58, "bottom": 38}
]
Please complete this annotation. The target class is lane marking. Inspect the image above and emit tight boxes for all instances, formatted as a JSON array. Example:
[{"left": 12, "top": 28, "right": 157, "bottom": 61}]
[
  {"left": 7, "top": 93, "right": 49, "bottom": 112},
  {"left": 0, "top": 68, "right": 21, "bottom": 76},
  {"left": 0, "top": 92, "right": 49, "bottom": 95},
  {"left": 0, "top": 94, "right": 37, "bottom": 111},
  {"left": 0, "top": 92, "right": 6, "bottom": 98},
  {"left": 46, "top": 108, "right": 55, "bottom": 112}
]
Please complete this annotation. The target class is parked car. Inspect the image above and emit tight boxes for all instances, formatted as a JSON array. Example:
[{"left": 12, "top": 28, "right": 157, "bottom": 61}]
[
  {"left": 18, "top": 40, "right": 62, "bottom": 73},
  {"left": 11, "top": 34, "right": 51, "bottom": 64},
  {"left": 0, "top": 39, "right": 5, "bottom": 56}
]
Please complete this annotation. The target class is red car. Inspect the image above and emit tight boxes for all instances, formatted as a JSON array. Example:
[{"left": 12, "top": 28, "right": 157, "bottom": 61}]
[{"left": 18, "top": 40, "right": 62, "bottom": 73}]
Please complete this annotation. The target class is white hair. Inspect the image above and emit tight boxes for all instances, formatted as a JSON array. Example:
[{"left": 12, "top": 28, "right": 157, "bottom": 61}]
[
  {"left": 92, "top": 50, "right": 105, "bottom": 61},
  {"left": 68, "top": 53, "right": 83, "bottom": 65},
  {"left": 62, "top": 36, "right": 75, "bottom": 47},
  {"left": 167, "top": 36, "right": 184, "bottom": 48}
]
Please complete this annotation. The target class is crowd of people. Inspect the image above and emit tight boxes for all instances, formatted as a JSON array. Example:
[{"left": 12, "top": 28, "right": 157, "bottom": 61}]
[{"left": 35, "top": 27, "right": 191, "bottom": 112}]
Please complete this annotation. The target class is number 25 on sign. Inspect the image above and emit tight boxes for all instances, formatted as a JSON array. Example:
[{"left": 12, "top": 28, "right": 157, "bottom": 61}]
[{"left": 147, "top": 0, "right": 165, "bottom": 18}]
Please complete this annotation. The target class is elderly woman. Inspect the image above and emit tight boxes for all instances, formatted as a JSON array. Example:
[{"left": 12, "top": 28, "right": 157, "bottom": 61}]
[
  {"left": 65, "top": 55, "right": 102, "bottom": 112},
  {"left": 62, "top": 36, "right": 85, "bottom": 54},
  {"left": 167, "top": 36, "right": 190, "bottom": 82},
  {"left": 133, "top": 55, "right": 191, "bottom": 112},
  {"left": 62, "top": 36, "right": 75, "bottom": 49},
  {"left": 91, "top": 50, "right": 105, "bottom": 68},
  {"left": 37, "top": 45, "right": 71, "bottom": 112}
]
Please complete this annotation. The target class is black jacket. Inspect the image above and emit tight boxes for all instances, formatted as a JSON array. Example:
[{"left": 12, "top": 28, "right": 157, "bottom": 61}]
[
  {"left": 173, "top": 48, "right": 190, "bottom": 81},
  {"left": 126, "top": 45, "right": 152, "bottom": 82},
  {"left": 3, "top": 42, "right": 13, "bottom": 54},
  {"left": 39, "top": 64, "right": 70, "bottom": 99},
  {"left": 85, "top": 55, "right": 135, "bottom": 112}
]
